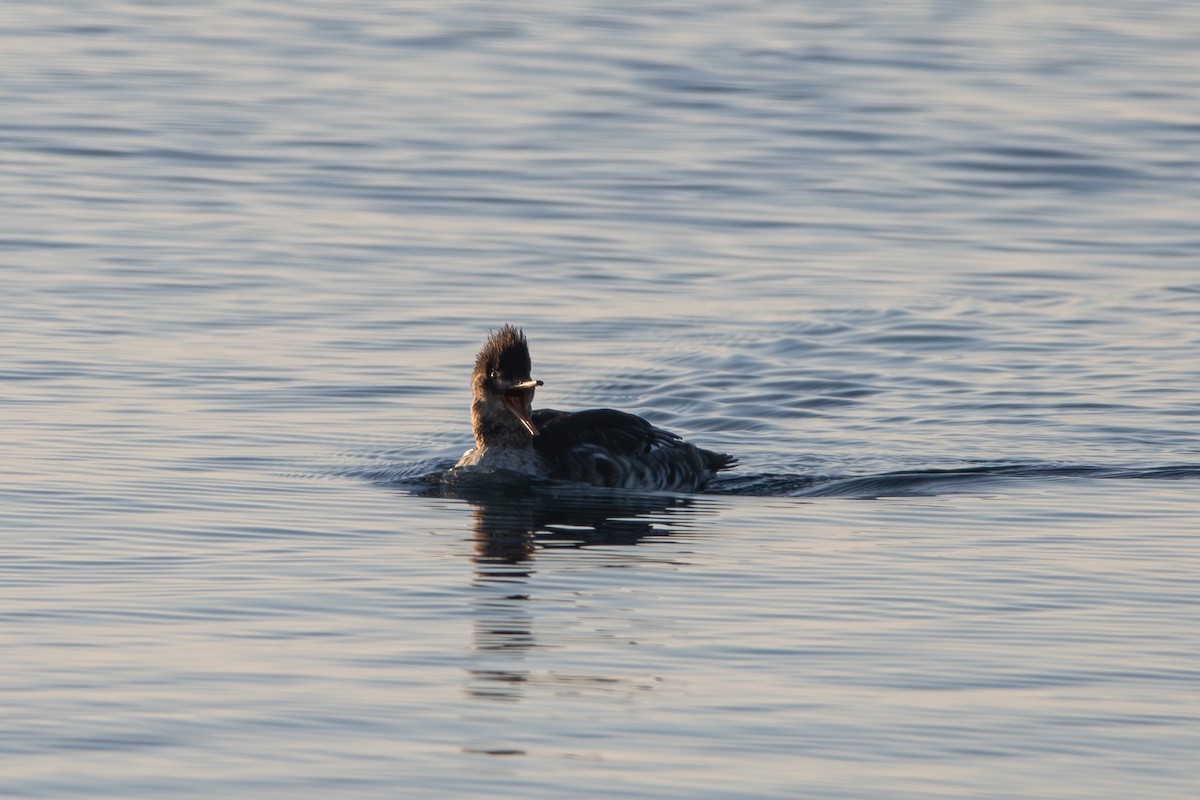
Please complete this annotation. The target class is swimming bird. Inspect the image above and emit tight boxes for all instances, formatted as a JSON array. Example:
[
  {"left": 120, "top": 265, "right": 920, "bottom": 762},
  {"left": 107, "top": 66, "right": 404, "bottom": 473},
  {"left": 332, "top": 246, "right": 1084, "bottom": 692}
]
[{"left": 455, "top": 325, "right": 736, "bottom": 492}]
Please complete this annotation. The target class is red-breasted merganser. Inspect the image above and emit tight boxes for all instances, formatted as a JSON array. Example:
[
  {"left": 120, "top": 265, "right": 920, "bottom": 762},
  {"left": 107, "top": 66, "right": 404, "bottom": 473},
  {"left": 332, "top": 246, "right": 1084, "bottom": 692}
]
[{"left": 455, "top": 326, "right": 736, "bottom": 492}]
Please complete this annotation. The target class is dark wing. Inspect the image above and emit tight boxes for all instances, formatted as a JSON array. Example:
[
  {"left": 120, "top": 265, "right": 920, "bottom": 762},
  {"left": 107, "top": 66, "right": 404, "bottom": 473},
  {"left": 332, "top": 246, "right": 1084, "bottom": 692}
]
[{"left": 531, "top": 408, "right": 735, "bottom": 491}]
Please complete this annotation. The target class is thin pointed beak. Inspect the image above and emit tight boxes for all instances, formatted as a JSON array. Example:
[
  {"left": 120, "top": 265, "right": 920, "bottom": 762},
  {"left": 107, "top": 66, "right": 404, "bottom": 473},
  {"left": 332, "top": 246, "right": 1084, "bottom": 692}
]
[{"left": 511, "top": 379, "right": 543, "bottom": 391}]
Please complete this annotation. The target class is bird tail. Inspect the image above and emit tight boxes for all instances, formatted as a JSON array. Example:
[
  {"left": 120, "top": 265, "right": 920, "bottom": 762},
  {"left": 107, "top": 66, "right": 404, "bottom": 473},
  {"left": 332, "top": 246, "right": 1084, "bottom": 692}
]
[{"left": 703, "top": 449, "right": 738, "bottom": 473}]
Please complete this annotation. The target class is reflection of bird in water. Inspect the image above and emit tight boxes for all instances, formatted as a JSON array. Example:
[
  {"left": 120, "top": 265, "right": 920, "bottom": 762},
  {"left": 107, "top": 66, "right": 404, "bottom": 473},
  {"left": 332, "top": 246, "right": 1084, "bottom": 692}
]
[
  {"left": 453, "top": 480, "right": 706, "bottom": 566},
  {"left": 447, "top": 481, "right": 715, "bottom": 704},
  {"left": 455, "top": 325, "right": 735, "bottom": 492}
]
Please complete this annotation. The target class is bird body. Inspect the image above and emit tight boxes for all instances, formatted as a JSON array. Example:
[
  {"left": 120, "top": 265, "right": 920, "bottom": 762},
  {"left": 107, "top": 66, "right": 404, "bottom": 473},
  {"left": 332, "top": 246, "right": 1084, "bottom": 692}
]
[{"left": 455, "top": 326, "right": 735, "bottom": 492}]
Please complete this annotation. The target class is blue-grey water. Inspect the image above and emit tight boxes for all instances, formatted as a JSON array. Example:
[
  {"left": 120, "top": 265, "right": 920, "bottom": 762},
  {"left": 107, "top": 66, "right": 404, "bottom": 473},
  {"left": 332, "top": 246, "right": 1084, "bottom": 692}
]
[{"left": 3, "top": 2, "right": 1199, "bottom": 798}]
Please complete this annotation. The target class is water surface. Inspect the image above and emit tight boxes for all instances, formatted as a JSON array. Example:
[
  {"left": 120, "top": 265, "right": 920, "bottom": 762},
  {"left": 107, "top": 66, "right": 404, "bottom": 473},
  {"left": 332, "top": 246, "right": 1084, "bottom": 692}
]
[{"left": 2, "top": 1, "right": 1199, "bottom": 798}]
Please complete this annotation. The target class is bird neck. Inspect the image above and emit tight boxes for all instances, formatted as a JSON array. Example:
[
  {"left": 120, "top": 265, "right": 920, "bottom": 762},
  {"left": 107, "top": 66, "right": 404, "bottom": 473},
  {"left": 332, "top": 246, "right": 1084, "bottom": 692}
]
[{"left": 471, "top": 394, "right": 534, "bottom": 450}]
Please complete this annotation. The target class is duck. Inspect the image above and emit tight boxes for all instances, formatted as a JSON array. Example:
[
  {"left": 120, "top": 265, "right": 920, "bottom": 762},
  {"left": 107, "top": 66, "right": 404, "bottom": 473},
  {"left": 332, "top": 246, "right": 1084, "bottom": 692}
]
[{"left": 454, "top": 325, "right": 735, "bottom": 492}]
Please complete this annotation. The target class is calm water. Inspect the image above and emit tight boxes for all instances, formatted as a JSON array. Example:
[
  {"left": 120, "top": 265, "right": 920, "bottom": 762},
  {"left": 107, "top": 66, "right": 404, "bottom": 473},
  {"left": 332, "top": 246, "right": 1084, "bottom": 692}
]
[{"left": 3, "top": 1, "right": 1199, "bottom": 797}]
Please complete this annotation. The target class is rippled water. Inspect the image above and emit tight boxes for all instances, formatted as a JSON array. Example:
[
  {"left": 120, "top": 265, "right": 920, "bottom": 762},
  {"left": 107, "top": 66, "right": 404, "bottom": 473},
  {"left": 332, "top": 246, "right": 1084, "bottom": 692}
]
[{"left": 3, "top": 2, "right": 1199, "bottom": 798}]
